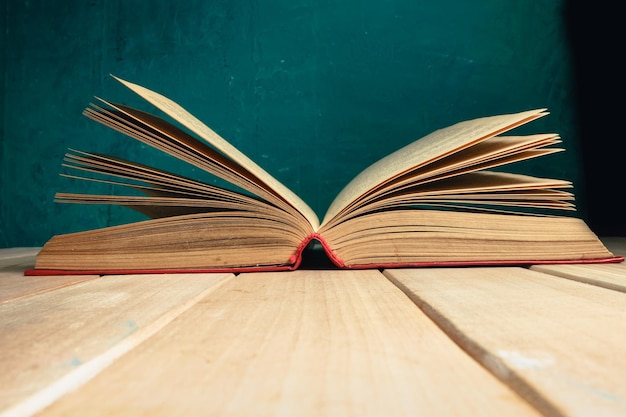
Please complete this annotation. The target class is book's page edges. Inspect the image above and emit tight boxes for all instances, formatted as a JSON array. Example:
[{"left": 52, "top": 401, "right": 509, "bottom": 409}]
[
  {"left": 23, "top": 240, "right": 310, "bottom": 276},
  {"left": 23, "top": 256, "right": 623, "bottom": 276},
  {"left": 23, "top": 264, "right": 298, "bottom": 276},
  {"left": 334, "top": 256, "right": 624, "bottom": 270},
  {"left": 23, "top": 232, "right": 623, "bottom": 276},
  {"left": 23, "top": 234, "right": 336, "bottom": 276}
]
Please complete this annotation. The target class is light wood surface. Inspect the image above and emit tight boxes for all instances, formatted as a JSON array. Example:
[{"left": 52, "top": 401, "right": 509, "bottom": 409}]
[
  {"left": 1, "top": 240, "right": 625, "bottom": 417},
  {"left": 602, "top": 237, "right": 626, "bottom": 257},
  {"left": 32, "top": 270, "right": 541, "bottom": 417},
  {"left": 385, "top": 266, "right": 626, "bottom": 417},
  {"left": 529, "top": 237, "right": 626, "bottom": 293}
]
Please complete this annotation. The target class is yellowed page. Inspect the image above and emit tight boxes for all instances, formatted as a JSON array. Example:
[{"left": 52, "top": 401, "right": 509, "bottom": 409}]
[
  {"left": 322, "top": 109, "right": 548, "bottom": 225},
  {"left": 111, "top": 75, "right": 320, "bottom": 230}
]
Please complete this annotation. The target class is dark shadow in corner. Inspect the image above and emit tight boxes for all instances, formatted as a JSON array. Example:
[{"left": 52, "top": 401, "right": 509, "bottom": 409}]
[{"left": 564, "top": 0, "right": 626, "bottom": 236}]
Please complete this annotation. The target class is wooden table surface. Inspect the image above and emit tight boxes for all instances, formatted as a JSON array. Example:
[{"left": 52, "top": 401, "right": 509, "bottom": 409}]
[{"left": 1, "top": 239, "right": 626, "bottom": 417}]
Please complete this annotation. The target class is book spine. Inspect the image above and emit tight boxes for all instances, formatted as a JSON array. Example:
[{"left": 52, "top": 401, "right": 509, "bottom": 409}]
[{"left": 290, "top": 233, "right": 346, "bottom": 269}]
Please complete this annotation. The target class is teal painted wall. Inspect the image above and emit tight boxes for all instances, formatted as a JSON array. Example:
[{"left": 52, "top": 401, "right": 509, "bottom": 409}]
[{"left": 1, "top": 0, "right": 589, "bottom": 247}]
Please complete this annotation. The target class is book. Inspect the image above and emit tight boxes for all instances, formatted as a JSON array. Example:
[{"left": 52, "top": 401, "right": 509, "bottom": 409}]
[{"left": 26, "top": 75, "right": 623, "bottom": 275}]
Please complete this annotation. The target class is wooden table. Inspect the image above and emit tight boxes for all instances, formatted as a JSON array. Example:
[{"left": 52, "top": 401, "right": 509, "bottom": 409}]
[{"left": 2, "top": 239, "right": 626, "bottom": 417}]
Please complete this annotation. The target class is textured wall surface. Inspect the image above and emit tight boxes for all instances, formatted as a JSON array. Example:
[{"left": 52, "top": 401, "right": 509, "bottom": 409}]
[{"left": 1, "top": 0, "right": 591, "bottom": 246}]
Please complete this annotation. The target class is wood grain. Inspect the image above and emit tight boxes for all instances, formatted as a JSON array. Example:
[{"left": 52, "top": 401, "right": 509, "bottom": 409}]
[
  {"left": 602, "top": 237, "right": 626, "bottom": 257},
  {"left": 386, "top": 267, "right": 626, "bottom": 417},
  {"left": 530, "top": 263, "right": 626, "bottom": 293},
  {"left": 35, "top": 270, "right": 540, "bottom": 417},
  {"left": 0, "top": 271, "right": 97, "bottom": 304},
  {"left": 0, "top": 247, "right": 39, "bottom": 268},
  {"left": 0, "top": 272, "right": 232, "bottom": 417},
  {"left": 0, "top": 247, "right": 97, "bottom": 304}
]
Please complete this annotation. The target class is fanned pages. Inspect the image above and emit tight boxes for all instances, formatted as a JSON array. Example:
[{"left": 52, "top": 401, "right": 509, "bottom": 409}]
[
  {"left": 26, "top": 75, "right": 623, "bottom": 275},
  {"left": 110, "top": 76, "right": 320, "bottom": 231}
]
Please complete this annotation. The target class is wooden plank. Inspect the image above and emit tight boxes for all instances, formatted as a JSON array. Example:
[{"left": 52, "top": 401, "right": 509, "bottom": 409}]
[
  {"left": 0, "top": 247, "right": 97, "bottom": 303},
  {"left": 530, "top": 263, "right": 626, "bottom": 293},
  {"left": 0, "top": 247, "right": 40, "bottom": 260},
  {"left": 0, "top": 272, "right": 233, "bottom": 417},
  {"left": 602, "top": 237, "right": 626, "bottom": 257},
  {"left": 0, "top": 247, "right": 40, "bottom": 269},
  {"left": 0, "top": 270, "right": 97, "bottom": 304},
  {"left": 37, "top": 270, "right": 541, "bottom": 417},
  {"left": 385, "top": 267, "right": 626, "bottom": 417}
]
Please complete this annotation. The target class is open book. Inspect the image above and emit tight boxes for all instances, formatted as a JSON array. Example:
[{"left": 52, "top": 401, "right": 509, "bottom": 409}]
[{"left": 27, "top": 75, "right": 623, "bottom": 275}]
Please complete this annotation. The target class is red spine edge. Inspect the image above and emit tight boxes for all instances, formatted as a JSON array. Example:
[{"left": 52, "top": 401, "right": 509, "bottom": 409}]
[{"left": 289, "top": 233, "right": 347, "bottom": 269}]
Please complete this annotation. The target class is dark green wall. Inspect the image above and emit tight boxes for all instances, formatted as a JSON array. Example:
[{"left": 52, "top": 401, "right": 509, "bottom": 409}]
[{"left": 0, "top": 0, "right": 591, "bottom": 247}]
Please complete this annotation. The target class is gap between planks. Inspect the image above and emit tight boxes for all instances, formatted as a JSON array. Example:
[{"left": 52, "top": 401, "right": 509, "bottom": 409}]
[
  {"left": 0, "top": 273, "right": 233, "bottom": 417},
  {"left": 2, "top": 243, "right": 625, "bottom": 416},
  {"left": 23, "top": 270, "right": 540, "bottom": 417},
  {"left": 385, "top": 266, "right": 626, "bottom": 417}
]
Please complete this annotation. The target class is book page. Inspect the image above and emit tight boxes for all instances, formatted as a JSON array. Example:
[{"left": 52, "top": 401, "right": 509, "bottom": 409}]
[
  {"left": 111, "top": 76, "right": 320, "bottom": 231},
  {"left": 322, "top": 109, "right": 548, "bottom": 225}
]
